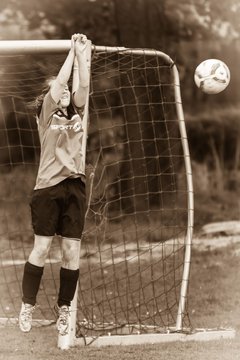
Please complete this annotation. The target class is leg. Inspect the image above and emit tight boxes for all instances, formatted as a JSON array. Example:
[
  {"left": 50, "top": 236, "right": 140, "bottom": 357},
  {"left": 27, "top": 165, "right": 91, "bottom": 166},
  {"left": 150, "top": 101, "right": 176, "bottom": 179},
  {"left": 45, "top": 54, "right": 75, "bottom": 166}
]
[
  {"left": 58, "top": 237, "right": 81, "bottom": 307},
  {"left": 19, "top": 235, "right": 53, "bottom": 332},
  {"left": 22, "top": 234, "right": 53, "bottom": 304},
  {"left": 55, "top": 178, "right": 85, "bottom": 335},
  {"left": 55, "top": 237, "right": 81, "bottom": 336}
]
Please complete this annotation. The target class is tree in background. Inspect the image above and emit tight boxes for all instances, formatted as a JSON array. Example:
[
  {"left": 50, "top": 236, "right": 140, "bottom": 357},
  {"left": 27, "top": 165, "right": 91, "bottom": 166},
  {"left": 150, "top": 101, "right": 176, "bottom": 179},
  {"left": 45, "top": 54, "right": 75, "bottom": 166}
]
[
  {"left": 0, "top": 0, "right": 239, "bottom": 46},
  {"left": 0, "top": 0, "right": 240, "bottom": 201}
]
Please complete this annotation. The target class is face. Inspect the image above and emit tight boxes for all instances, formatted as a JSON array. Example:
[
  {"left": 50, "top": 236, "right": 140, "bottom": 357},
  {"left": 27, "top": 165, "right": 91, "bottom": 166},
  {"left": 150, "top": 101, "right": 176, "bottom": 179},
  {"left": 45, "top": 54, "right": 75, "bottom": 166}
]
[{"left": 59, "top": 85, "right": 71, "bottom": 108}]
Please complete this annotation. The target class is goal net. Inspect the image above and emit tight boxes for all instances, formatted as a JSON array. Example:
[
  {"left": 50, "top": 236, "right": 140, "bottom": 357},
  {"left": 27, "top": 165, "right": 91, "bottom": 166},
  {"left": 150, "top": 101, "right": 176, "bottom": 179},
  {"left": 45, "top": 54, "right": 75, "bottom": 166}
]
[{"left": 0, "top": 42, "right": 193, "bottom": 343}]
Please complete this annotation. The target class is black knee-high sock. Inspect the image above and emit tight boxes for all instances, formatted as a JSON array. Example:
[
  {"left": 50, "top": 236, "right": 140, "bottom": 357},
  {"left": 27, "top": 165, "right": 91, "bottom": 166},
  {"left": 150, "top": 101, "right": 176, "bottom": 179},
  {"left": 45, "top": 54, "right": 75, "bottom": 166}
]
[
  {"left": 58, "top": 267, "right": 79, "bottom": 307},
  {"left": 22, "top": 261, "right": 44, "bottom": 306}
]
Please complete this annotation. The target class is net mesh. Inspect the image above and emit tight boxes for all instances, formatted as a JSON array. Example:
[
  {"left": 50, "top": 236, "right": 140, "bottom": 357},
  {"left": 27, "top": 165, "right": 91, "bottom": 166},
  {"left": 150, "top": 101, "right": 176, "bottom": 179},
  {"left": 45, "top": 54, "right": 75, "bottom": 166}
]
[{"left": 0, "top": 47, "right": 191, "bottom": 337}]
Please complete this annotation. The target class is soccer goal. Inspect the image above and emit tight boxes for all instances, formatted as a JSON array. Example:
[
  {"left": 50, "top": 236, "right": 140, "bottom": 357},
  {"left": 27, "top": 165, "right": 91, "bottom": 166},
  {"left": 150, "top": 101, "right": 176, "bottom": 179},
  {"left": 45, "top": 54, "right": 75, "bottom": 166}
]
[{"left": 0, "top": 39, "right": 195, "bottom": 348}]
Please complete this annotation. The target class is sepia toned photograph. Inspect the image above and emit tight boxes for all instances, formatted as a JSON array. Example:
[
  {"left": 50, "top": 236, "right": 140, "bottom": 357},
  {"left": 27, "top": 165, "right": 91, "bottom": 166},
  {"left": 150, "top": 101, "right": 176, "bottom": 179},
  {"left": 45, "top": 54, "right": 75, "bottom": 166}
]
[{"left": 0, "top": 1, "right": 239, "bottom": 359}]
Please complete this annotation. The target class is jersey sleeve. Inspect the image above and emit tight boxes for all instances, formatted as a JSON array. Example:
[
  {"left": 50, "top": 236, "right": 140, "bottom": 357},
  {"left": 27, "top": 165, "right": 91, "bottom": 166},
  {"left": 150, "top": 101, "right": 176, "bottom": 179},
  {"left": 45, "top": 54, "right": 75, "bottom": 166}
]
[{"left": 38, "top": 91, "right": 59, "bottom": 127}]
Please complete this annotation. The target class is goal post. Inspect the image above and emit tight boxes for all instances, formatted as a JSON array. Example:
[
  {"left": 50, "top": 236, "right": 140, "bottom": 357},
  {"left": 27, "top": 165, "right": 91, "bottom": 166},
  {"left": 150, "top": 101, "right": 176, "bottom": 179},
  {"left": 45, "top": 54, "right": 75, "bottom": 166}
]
[{"left": 0, "top": 40, "right": 194, "bottom": 348}]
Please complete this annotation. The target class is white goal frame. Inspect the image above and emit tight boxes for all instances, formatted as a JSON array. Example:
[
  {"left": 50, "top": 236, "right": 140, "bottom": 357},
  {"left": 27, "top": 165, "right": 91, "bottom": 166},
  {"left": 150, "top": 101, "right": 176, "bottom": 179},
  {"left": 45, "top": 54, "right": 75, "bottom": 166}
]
[{"left": 0, "top": 39, "right": 196, "bottom": 349}]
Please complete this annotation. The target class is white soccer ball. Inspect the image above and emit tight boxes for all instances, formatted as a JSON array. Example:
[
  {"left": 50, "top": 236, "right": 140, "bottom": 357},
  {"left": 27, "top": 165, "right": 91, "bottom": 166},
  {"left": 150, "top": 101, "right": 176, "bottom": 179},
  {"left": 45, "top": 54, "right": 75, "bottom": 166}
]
[{"left": 194, "top": 59, "right": 230, "bottom": 94}]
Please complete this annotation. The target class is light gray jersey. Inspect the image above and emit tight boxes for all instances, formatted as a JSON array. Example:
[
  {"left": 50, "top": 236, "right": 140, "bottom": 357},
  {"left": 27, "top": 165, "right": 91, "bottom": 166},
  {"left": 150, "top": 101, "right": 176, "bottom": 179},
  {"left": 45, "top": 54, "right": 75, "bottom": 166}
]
[{"left": 34, "top": 91, "right": 85, "bottom": 190}]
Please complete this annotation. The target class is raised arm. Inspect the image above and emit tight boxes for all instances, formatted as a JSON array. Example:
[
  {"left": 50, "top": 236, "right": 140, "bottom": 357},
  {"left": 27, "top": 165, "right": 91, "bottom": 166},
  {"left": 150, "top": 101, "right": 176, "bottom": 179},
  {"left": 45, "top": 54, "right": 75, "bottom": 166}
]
[
  {"left": 72, "top": 34, "right": 90, "bottom": 108},
  {"left": 50, "top": 35, "right": 76, "bottom": 104}
]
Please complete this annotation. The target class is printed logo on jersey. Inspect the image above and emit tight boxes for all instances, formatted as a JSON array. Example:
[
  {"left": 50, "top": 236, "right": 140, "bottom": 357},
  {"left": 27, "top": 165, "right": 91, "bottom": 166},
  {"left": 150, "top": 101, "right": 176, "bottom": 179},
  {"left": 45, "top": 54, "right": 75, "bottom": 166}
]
[
  {"left": 50, "top": 122, "right": 83, "bottom": 133},
  {"left": 50, "top": 113, "right": 83, "bottom": 132}
]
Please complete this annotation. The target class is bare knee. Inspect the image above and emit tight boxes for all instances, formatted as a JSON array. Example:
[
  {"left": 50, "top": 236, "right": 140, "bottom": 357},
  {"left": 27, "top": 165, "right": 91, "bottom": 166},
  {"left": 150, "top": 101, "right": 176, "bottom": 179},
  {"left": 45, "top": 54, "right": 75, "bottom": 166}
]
[
  {"left": 29, "top": 235, "right": 53, "bottom": 267},
  {"left": 61, "top": 238, "right": 81, "bottom": 270},
  {"left": 32, "top": 245, "right": 49, "bottom": 261}
]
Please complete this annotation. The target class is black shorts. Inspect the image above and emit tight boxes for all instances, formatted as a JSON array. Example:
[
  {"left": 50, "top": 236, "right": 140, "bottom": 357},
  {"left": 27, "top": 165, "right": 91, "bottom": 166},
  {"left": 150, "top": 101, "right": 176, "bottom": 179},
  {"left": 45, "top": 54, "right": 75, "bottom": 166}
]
[{"left": 30, "top": 178, "right": 86, "bottom": 239}]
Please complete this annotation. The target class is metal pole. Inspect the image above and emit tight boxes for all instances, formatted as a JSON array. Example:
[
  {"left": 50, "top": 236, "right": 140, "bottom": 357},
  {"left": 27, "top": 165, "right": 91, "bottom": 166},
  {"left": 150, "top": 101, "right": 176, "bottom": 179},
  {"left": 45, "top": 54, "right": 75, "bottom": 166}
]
[
  {"left": 172, "top": 64, "right": 194, "bottom": 331},
  {"left": 0, "top": 40, "right": 71, "bottom": 54},
  {"left": 0, "top": 40, "right": 174, "bottom": 66}
]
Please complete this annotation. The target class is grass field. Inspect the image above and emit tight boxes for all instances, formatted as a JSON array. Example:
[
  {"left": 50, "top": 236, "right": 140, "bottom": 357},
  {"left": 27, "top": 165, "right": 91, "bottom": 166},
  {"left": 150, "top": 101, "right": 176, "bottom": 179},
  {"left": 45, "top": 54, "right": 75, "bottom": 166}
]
[{"left": 1, "top": 234, "right": 240, "bottom": 360}]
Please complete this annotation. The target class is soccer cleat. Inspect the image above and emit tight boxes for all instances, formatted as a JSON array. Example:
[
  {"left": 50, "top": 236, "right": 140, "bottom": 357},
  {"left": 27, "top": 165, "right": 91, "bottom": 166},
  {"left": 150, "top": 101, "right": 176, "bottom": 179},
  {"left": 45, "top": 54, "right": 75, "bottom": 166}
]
[
  {"left": 19, "top": 302, "right": 36, "bottom": 332},
  {"left": 54, "top": 304, "right": 70, "bottom": 336}
]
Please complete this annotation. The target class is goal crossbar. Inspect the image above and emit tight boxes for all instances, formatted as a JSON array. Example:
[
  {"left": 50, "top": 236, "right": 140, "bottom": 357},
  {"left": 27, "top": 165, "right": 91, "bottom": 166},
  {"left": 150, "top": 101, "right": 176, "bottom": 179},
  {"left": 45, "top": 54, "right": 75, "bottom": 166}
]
[{"left": 0, "top": 40, "right": 173, "bottom": 64}]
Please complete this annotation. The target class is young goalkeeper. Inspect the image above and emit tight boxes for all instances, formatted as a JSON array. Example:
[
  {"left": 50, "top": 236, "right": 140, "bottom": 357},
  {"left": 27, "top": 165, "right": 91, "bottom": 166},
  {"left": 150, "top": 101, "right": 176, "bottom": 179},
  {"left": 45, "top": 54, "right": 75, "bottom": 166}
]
[{"left": 19, "top": 33, "right": 90, "bottom": 336}]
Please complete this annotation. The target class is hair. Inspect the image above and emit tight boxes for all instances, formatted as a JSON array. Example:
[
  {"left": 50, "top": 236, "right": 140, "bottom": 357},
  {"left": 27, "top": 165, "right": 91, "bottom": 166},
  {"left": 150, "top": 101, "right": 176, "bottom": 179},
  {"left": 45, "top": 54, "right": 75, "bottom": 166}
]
[
  {"left": 35, "top": 76, "right": 56, "bottom": 117},
  {"left": 34, "top": 76, "right": 75, "bottom": 118}
]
